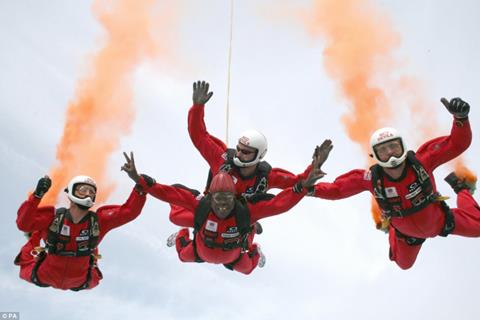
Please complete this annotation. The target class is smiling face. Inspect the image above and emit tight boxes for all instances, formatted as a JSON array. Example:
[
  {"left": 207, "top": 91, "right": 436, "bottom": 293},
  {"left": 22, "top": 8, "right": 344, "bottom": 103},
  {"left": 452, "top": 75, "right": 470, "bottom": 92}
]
[{"left": 210, "top": 192, "right": 236, "bottom": 219}]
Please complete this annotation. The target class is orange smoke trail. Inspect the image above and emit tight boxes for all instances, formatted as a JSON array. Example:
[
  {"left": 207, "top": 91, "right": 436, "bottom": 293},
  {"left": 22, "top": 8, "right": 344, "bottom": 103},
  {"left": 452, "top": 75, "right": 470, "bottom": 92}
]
[
  {"left": 42, "top": 0, "right": 165, "bottom": 206},
  {"left": 303, "top": 0, "right": 476, "bottom": 226},
  {"left": 305, "top": 0, "right": 401, "bottom": 154},
  {"left": 304, "top": 0, "right": 403, "bottom": 225}
]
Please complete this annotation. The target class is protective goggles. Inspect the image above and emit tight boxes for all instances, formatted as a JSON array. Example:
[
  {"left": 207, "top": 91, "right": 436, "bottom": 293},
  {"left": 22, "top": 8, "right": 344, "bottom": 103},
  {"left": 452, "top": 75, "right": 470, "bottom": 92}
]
[
  {"left": 373, "top": 138, "right": 404, "bottom": 160},
  {"left": 74, "top": 184, "right": 97, "bottom": 198},
  {"left": 236, "top": 145, "right": 256, "bottom": 155}
]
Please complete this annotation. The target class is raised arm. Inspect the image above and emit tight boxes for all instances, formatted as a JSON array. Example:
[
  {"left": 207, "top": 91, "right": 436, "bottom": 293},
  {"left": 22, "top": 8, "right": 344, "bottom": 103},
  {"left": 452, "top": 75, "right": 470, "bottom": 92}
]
[
  {"left": 188, "top": 81, "right": 226, "bottom": 171},
  {"left": 16, "top": 176, "right": 55, "bottom": 232},
  {"left": 418, "top": 97, "right": 471, "bottom": 170}
]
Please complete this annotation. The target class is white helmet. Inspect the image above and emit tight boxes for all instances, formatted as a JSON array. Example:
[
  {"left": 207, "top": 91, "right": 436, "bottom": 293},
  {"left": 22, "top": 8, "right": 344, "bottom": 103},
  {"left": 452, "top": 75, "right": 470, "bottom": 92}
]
[
  {"left": 233, "top": 129, "right": 268, "bottom": 168},
  {"left": 65, "top": 175, "right": 97, "bottom": 208},
  {"left": 370, "top": 127, "right": 408, "bottom": 168}
]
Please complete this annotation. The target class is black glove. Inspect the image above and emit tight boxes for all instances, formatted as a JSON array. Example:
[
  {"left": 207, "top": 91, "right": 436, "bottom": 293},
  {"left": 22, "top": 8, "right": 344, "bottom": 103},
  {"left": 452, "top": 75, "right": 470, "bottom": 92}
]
[
  {"left": 444, "top": 97, "right": 470, "bottom": 119},
  {"left": 34, "top": 176, "right": 51, "bottom": 198}
]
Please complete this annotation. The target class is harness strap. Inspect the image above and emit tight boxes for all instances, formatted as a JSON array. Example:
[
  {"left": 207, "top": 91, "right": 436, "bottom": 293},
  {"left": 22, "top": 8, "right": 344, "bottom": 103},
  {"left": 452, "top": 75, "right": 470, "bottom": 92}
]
[
  {"left": 394, "top": 229, "right": 426, "bottom": 246},
  {"left": 223, "top": 253, "right": 243, "bottom": 271},
  {"left": 198, "top": 233, "right": 248, "bottom": 250},
  {"left": 176, "top": 231, "right": 204, "bottom": 263},
  {"left": 29, "top": 251, "right": 100, "bottom": 290},
  {"left": 191, "top": 235, "right": 205, "bottom": 263},
  {"left": 30, "top": 251, "right": 49, "bottom": 288},
  {"left": 438, "top": 201, "right": 455, "bottom": 237},
  {"left": 393, "top": 200, "right": 456, "bottom": 245},
  {"left": 223, "top": 243, "right": 260, "bottom": 271},
  {"left": 371, "top": 151, "right": 437, "bottom": 219},
  {"left": 46, "top": 208, "right": 99, "bottom": 257},
  {"left": 70, "top": 255, "right": 97, "bottom": 292},
  {"left": 244, "top": 192, "right": 275, "bottom": 204},
  {"left": 205, "top": 148, "right": 272, "bottom": 197},
  {"left": 386, "top": 192, "right": 441, "bottom": 218},
  {"left": 46, "top": 208, "right": 68, "bottom": 254}
]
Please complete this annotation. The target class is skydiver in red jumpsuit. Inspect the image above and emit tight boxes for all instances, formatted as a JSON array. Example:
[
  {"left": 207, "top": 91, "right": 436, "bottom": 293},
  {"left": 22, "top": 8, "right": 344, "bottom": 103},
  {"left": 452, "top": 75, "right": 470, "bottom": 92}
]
[
  {"left": 311, "top": 97, "right": 478, "bottom": 269},
  {"left": 14, "top": 155, "right": 154, "bottom": 290},
  {"left": 125, "top": 140, "right": 332, "bottom": 274},
  {"left": 168, "top": 81, "right": 315, "bottom": 266}
]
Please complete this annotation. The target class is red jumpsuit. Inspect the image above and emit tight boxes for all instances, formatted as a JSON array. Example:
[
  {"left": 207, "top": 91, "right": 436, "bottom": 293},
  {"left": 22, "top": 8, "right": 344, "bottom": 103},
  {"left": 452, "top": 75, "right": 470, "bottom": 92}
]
[
  {"left": 169, "top": 103, "right": 312, "bottom": 226},
  {"left": 151, "top": 182, "right": 308, "bottom": 274},
  {"left": 312, "top": 119, "right": 479, "bottom": 269},
  {"left": 14, "top": 178, "right": 150, "bottom": 290}
]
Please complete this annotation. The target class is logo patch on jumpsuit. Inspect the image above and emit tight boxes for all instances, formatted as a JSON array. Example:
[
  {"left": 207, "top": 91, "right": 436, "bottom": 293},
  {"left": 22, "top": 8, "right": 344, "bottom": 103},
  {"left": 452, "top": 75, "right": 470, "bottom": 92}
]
[
  {"left": 206, "top": 220, "right": 218, "bottom": 232},
  {"left": 60, "top": 225, "right": 70, "bottom": 236},
  {"left": 221, "top": 226, "right": 240, "bottom": 238},
  {"left": 385, "top": 187, "right": 399, "bottom": 198}
]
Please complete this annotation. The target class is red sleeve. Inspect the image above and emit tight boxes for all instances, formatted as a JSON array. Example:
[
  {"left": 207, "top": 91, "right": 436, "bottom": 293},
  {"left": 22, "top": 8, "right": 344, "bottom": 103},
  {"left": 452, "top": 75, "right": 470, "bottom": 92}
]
[
  {"left": 16, "top": 194, "right": 55, "bottom": 232},
  {"left": 96, "top": 185, "right": 147, "bottom": 234},
  {"left": 148, "top": 183, "right": 200, "bottom": 214},
  {"left": 417, "top": 118, "right": 472, "bottom": 170},
  {"left": 248, "top": 187, "right": 306, "bottom": 221},
  {"left": 313, "top": 169, "right": 371, "bottom": 200},
  {"left": 188, "top": 104, "right": 227, "bottom": 172},
  {"left": 267, "top": 164, "right": 313, "bottom": 190}
]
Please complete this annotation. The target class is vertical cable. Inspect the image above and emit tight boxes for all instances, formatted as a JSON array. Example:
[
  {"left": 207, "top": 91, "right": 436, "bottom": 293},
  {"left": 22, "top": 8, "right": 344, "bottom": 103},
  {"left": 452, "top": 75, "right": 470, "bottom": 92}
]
[{"left": 225, "top": 0, "right": 234, "bottom": 144}]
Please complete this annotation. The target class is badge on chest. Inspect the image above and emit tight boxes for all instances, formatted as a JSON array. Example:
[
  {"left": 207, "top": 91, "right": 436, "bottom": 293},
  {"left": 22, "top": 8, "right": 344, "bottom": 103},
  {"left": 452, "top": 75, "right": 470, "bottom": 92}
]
[{"left": 385, "top": 187, "right": 398, "bottom": 198}]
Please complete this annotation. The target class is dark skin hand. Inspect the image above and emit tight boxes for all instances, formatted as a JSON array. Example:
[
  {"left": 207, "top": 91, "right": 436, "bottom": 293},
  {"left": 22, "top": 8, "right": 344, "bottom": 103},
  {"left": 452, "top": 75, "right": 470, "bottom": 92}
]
[
  {"left": 192, "top": 80, "right": 213, "bottom": 105},
  {"left": 303, "top": 139, "right": 334, "bottom": 188},
  {"left": 121, "top": 151, "right": 140, "bottom": 183}
]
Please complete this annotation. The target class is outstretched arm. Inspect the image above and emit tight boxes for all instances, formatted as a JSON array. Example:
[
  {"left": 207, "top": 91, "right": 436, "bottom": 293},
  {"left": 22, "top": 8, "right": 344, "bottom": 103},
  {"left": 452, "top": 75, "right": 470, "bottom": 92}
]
[
  {"left": 266, "top": 139, "right": 334, "bottom": 189},
  {"left": 248, "top": 187, "right": 307, "bottom": 222},
  {"left": 97, "top": 181, "right": 148, "bottom": 233},
  {"left": 250, "top": 139, "right": 333, "bottom": 221},
  {"left": 99, "top": 152, "right": 153, "bottom": 233},
  {"left": 312, "top": 169, "right": 371, "bottom": 200},
  {"left": 148, "top": 183, "right": 199, "bottom": 214},
  {"left": 267, "top": 165, "right": 313, "bottom": 190}
]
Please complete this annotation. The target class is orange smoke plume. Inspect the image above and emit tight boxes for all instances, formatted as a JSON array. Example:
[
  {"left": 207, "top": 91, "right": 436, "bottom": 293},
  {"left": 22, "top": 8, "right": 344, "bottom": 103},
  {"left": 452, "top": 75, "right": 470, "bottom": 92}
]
[
  {"left": 42, "top": 0, "right": 168, "bottom": 206},
  {"left": 305, "top": 0, "right": 401, "bottom": 153},
  {"left": 303, "top": 0, "right": 403, "bottom": 226},
  {"left": 303, "top": 0, "right": 476, "bottom": 227}
]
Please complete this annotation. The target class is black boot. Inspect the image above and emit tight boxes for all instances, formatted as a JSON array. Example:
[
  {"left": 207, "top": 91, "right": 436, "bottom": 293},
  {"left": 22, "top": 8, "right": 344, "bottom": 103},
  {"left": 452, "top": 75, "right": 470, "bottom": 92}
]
[{"left": 444, "top": 172, "right": 472, "bottom": 194}]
